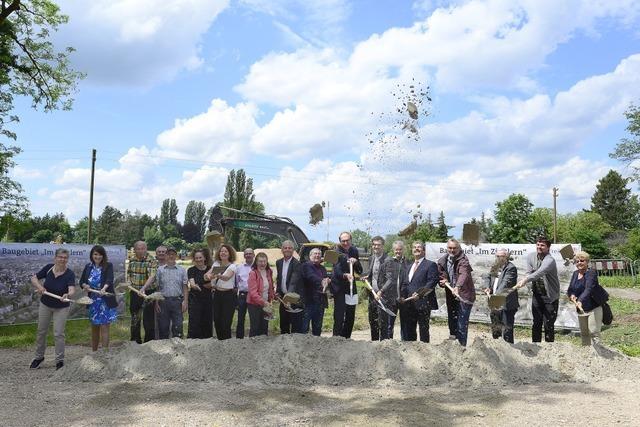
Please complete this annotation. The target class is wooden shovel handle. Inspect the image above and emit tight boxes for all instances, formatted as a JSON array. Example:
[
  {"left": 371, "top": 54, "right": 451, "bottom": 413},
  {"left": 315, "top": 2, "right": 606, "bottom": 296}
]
[{"left": 43, "top": 291, "right": 68, "bottom": 302}]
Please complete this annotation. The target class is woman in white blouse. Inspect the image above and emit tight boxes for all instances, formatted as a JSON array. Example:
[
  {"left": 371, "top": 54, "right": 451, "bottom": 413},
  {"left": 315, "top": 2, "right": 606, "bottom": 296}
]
[{"left": 205, "top": 244, "right": 237, "bottom": 340}]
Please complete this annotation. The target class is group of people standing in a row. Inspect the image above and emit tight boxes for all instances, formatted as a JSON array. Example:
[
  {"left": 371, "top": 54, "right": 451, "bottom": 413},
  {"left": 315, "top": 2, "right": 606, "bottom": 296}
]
[{"left": 28, "top": 233, "right": 609, "bottom": 370}]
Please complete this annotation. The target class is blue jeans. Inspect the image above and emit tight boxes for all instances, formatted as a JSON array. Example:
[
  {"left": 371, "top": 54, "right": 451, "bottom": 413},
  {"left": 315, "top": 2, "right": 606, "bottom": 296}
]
[
  {"left": 158, "top": 297, "right": 184, "bottom": 339},
  {"left": 303, "top": 301, "right": 324, "bottom": 336},
  {"left": 456, "top": 302, "right": 473, "bottom": 346}
]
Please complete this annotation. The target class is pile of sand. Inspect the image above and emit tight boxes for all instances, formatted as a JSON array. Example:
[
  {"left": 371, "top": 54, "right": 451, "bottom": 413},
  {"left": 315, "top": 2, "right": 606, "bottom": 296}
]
[{"left": 56, "top": 335, "right": 640, "bottom": 387}]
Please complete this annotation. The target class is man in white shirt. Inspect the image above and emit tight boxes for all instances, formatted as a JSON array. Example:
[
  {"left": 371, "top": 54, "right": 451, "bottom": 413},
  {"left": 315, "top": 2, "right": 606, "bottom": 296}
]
[{"left": 235, "top": 248, "right": 254, "bottom": 339}]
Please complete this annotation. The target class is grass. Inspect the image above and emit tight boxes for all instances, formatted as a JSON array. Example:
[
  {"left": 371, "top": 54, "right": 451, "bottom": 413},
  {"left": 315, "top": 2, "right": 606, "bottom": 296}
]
[{"left": 598, "top": 275, "right": 639, "bottom": 289}]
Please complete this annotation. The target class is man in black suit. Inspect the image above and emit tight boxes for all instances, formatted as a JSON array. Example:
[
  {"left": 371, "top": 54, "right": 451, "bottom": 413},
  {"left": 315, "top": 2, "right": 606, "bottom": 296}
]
[
  {"left": 364, "top": 236, "right": 387, "bottom": 341},
  {"left": 378, "top": 240, "right": 405, "bottom": 340},
  {"left": 399, "top": 241, "right": 439, "bottom": 342},
  {"left": 483, "top": 248, "right": 518, "bottom": 343},
  {"left": 276, "top": 240, "right": 303, "bottom": 333},
  {"left": 331, "top": 231, "right": 363, "bottom": 338}
]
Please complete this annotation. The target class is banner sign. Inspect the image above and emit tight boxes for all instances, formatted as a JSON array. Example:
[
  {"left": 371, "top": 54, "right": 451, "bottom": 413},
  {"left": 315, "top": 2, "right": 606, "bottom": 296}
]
[
  {"left": 424, "top": 242, "right": 582, "bottom": 329},
  {"left": 0, "top": 243, "right": 127, "bottom": 324}
]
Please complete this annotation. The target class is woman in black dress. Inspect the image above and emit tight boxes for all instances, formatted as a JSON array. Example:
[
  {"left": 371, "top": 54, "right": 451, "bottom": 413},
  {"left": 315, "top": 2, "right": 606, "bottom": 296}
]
[{"left": 187, "top": 248, "right": 213, "bottom": 338}]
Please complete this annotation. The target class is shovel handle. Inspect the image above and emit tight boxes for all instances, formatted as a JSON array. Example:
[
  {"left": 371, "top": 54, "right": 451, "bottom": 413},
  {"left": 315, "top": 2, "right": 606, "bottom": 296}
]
[
  {"left": 42, "top": 291, "right": 69, "bottom": 302},
  {"left": 443, "top": 281, "right": 472, "bottom": 305},
  {"left": 570, "top": 298, "right": 585, "bottom": 314}
]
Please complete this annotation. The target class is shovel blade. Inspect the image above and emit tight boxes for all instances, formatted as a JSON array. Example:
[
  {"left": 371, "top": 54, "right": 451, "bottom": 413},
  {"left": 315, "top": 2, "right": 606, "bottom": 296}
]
[
  {"left": 488, "top": 294, "right": 507, "bottom": 311},
  {"left": 578, "top": 313, "right": 591, "bottom": 346}
]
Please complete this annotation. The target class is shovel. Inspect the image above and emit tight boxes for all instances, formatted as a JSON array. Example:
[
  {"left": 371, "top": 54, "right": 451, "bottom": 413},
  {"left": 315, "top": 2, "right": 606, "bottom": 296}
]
[
  {"left": 363, "top": 279, "right": 396, "bottom": 317},
  {"left": 442, "top": 281, "right": 473, "bottom": 305},
  {"left": 86, "top": 288, "right": 115, "bottom": 297},
  {"left": 403, "top": 287, "right": 434, "bottom": 303},
  {"left": 115, "top": 282, "right": 146, "bottom": 299},
  {"left": 571, "top": 299, "right": 591, "bottom": 346},
  {"left": 345, "top": 260, "right": 358, "bottom": 306},
  {"left": 43, "top": 291, "right": 92, "bottom": 305},
  {"left": 488, "top": 287, "right": 519, "bottom": 311},
  {"left": 277, "top": 296, "right": 303, "bottom": 314}
]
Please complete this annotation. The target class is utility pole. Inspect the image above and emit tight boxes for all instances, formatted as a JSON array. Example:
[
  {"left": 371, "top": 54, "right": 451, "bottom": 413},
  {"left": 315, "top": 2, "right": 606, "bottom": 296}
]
[
  {"left": 552, "top": 187, "right": 558, "bottom": 243},
  {"left": 87, "top": 149, "right": 96, "bottom": 243}
]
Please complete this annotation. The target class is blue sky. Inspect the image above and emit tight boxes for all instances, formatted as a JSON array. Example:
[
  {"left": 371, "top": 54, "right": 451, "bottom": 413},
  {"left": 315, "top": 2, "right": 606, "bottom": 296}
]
[{"left": 9, "top": 0, "right": 640, "bottom": 242}]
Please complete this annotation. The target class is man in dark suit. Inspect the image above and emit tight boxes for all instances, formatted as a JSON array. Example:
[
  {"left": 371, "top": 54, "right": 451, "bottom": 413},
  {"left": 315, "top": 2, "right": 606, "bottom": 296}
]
[
  {"left": 364, "top": 236, "right": 387, "bottom": 341},
  {"left": 276, "top": 240, "right": 303, "bottom": 333},
  {"left": 331, "top": 231, "right": 363, "bottom": 338},
  {"left": 378, "top": 240, "right": 405, "bottom": 340},
  {"left": 483, "top": 248, "right": 518, "bottom": 343},
  {"left": 399, "top": 241, "right": 439, "bottom": 342}
]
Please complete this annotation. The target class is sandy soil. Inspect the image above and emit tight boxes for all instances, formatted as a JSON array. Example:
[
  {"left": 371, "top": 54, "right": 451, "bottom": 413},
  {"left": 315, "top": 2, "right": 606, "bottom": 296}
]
[{"left": 2, "top": 324, "right": 639, "bottom": 426}]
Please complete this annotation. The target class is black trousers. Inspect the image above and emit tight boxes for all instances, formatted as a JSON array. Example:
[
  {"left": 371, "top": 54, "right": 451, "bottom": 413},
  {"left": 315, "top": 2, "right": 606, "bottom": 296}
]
[
  {"left": 236, "top": 292, "right": 248, "bottom": 339},
  {"left": 367, "top": 296, "right": 380, "bottom": 341},
  {"left": 130, "top": 290, "right": 156, "bottom": 343},
  {"left": 279, "top": 302, "right": 304, "bottom": 334},
  {"left": 532, "top": 295, "right": 559, "bottom": 342},
  {"left": 212, "top": 290, "right": 236, "bottom": 340},
  {"left": 402, "top": 303, "right": 431, "bottom": 342},
  {"left": 444, "top": 287, "right": 459, "bottom": 337},
  {"left": 333, "top": 294, "right": 356, "bottom": 338},
  {"left": 490, "top": 308, "right": 516, "bottom": 343},
  {"left": 378, "top": 302, "right": 397, "bottom": 340},
  {"left": 248, "top": 304, "right": 269, "bottom": 336},
  {"left": 187, "top": 296, "right": 213, "bottom": 339}
]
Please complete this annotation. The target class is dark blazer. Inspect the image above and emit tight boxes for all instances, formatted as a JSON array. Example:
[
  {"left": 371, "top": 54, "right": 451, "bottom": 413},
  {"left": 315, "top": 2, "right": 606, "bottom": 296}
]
[
  {"left": 275, "top": 257, "right": 302, "bottom": 297},
  {"left": 331, "top": 246, "right": 363, "bottom": 295},
  {"left": 401, "top": 258, "right": 439, "bottom": 311},
  {"left": 364, "top": 252, "right": 388, "bottom": 299},
  {"left": 301, "top": 261, "right": 328, "bottom": 306},
  {"left": 79, "top": 262, "right": 117, "bottom": 308},
  {"left": 567, "top": 269, "right": 609, "bottom": 312},
  {"left": 484, "top": 262, "right": 519, "bottom": 311},
  {"left": 380, "top": 256, "right": 405, "bottom": 307}
]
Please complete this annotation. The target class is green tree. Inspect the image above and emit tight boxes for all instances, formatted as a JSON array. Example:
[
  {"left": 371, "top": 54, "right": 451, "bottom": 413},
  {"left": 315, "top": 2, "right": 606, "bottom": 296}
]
[
  {"left": 1, "top": 0, "right": 84, "bottom": 141},
  {"left": 491, "top": 193, "right": 534, "bottom": 243},
  {"left": 71, "top": 216, "right": 88, "bottom": 243},
  {"left": 0, "top": 143, "right": 27, "bottom": 217},
  {"left": 159, "top": 198, "right": 179, "bottom": 227},
  {"left": 619, "top": 227, "right": 640, "bottom": 260},
  {"left": 94, "top": 205, "right": 123, "bottom": 244},
  {"left": 610, "top": 104, "right": 640, "bottom": 183},
  {"left": 163, "top": 236, "right": 187, "bottom": 251},
  {"left": 469, "top": 211, "right": 494, "bottom": 242},
  {"left": 143, "top": 225, "right": 164, "bottom": 249},
  {"left": 435, "top": 211, "right": 452, "bottom": 241},
  {"left": 222, "top": 169, "right": 264, "bottom": 249},
  {"left": 183, "top": 200, "right": 207, "bottom": 242},
  {"left": 350, "top": 229, "right": 372, "bottom": 251},
  {"left": 557, "top": 211, "right": 612, "bottom": 258},
  {"left": 591, "top": 169, "right": 640, "bottom": 230},
  {"left": 529, "top": 207, "right": 554, "bottom": 241}
]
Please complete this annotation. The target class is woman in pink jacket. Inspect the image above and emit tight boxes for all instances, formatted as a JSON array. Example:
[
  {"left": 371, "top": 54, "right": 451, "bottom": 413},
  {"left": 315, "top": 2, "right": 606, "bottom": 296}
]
[{"left": 247, "top": 252, "right": 275, "bottom": 336}]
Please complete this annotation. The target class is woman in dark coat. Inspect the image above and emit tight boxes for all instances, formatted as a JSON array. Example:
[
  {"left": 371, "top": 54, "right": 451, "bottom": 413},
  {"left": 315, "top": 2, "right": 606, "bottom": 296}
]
[
  {"left": 187, "top": 248, "right": 213, "bottom": 338},
  {"left": 79, "top": 245, "right": 117, "bottom": 351},
  {"left": 567, "top": 251, "right": 609, "bottom": 340}
]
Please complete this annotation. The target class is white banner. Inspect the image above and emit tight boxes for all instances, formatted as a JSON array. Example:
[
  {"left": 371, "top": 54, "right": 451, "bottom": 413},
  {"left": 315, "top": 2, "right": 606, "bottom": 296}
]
[
  {"left": 0, "top": 243, "right": 127, "bottom": 324},
  {"left": 425, "top": 242, "right": 582, "bottom": 329}
]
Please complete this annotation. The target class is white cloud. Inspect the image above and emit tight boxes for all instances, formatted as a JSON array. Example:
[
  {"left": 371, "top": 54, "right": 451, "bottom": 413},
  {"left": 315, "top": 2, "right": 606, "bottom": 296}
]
[
  {"left": 56, "top": 0, "right": 230, "bottom": 86},
  {"left": 156, "top": 99, "right": 259, "bottom": 163}
]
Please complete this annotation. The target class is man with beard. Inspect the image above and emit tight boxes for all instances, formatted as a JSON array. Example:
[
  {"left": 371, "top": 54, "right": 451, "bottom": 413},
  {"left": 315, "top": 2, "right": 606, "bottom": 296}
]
[
  {"left": 437, "top": 239, "right": 476, "bottom": 346},
  {"left": 516, "top": 236, "right": 560, "bottom": 342},
  {"left": 483, "top": 248, "right": 518, "bottom": 343},
  {"left": 399, "top": 241, "right": 439, "bottom": 342},
  {"left": 364, "top": 236, "right": 387, "bottom": 340}
]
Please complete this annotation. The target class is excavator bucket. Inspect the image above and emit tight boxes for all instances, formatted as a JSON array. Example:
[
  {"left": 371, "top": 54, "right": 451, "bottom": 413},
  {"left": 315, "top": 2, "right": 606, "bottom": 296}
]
[{"left": 205, "top": 231, "right": 224, "bottom": 254}]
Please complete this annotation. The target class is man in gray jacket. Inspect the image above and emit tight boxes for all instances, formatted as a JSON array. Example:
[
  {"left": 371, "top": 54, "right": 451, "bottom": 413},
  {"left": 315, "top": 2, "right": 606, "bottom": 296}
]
[
  {"left": 364, "top": 236, "right": 387, "bottom": 341},
  {"left": 376, "top": 240, "right": 405, "bottom": 340},
  {"left": 483, "top": 248, "right": 518, "bottom": 343},
  {"left": 517, "top": 236, "right": 560, "bottom": 342}
]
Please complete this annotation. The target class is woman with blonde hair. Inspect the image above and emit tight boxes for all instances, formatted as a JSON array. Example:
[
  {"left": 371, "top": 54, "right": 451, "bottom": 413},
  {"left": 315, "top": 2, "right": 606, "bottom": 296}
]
[
  {"left": 567, "top": 251, "right": 609, "bottom": 340},
  {"left": 247, "top": 252, "right": 275, "bottom": 337}
]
